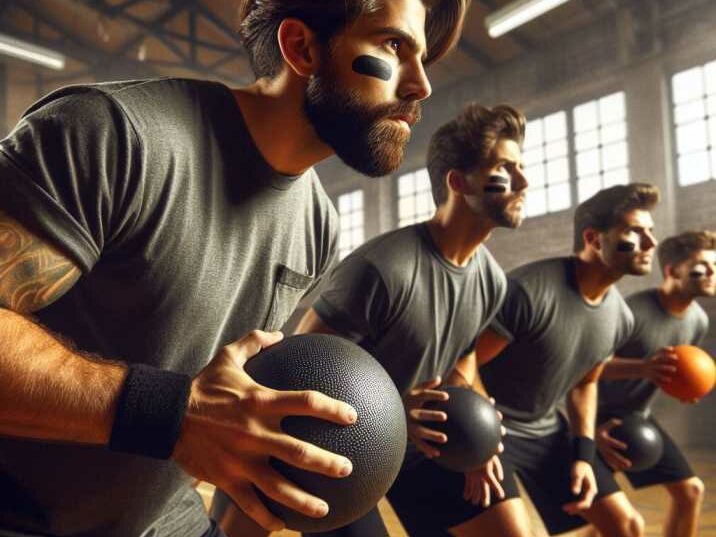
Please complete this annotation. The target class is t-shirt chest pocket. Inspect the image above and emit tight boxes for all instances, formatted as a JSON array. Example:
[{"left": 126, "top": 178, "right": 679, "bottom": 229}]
[{"left": 264, "top": 264, "right": 314, "bottom": 331}]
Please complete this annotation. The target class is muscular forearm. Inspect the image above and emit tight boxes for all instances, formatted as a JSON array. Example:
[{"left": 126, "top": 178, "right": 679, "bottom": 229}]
[
  {"left": 0, "top": 307, "right": 127, "bottom": 444},
  {"left": 600, "top": 357, "right": 645, "bottom": 380},
  {"left": 567, "top": 381, "right": 597, "bottom": 438}
]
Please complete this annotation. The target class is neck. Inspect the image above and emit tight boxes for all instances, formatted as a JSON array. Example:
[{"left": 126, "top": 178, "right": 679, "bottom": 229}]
[
  {"left": 231, "top": 76, "right": 333, "bottom": 176},
  {"left": 657, "top": 281, "right": 694, "bottom": 316},
  {"left": 426, "top": 204, "right": 493, "bottom": 267},
  {"left": 574, "top": 252, "right": 622, "bottom": 304}
]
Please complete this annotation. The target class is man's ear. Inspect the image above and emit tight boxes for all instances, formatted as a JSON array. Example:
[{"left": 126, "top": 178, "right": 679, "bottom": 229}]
[
  {"left": 583, "top": 228, "right": 601, "bottom": 251},
  {"left": 446, "top": 169, "right": 470, "bottom": 195},
  {"left": 277, "top": 18, "right": 322, "bottom": 78}
]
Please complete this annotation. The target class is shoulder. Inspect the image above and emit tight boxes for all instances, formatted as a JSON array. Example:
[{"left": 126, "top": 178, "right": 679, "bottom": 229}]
[
  {"left": 476, "top": 246, "right": 507, "bottom": 292},
  {"left": 507, "top": 256, "right": 567, "bottom": 299},
  {"left": 691, "top": 300, "right": 710, "bottom": 329}
]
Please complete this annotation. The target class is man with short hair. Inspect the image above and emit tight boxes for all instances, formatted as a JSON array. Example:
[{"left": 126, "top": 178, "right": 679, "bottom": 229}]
[
  {"left": 594, "top": 230, "right": 715, "bottom": 537},
  {"left": 217, "top": 102, "right": 528, "bottom": 536},
  {"left": 455, "top": 184, "right": 660, "bottom": 537},
  {"left": 0, "top": 1, "right": 467, "bottom": 535}
]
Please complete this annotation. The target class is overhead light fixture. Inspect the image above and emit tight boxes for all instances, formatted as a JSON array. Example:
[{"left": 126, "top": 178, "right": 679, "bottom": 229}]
[
  {"left": 485, "top": 0, "right": 572, "bottom": 38},
  {"left": 0, "top": 32, "right": 65, "bottom": 70}
]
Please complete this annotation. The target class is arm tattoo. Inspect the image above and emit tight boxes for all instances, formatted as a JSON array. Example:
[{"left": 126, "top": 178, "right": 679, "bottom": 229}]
[{"left": 0, "top": 211, "right": 81, "bottom": 313}]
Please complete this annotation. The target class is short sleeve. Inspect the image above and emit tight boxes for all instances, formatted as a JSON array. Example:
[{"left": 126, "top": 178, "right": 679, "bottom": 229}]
[
  {"left": 613, "top": 299, "right": 636, "bottom": 354},
  {"left": 694, "top": 313, "right": 710, "bottom": 347},
  {"left": 0, "top": 89, "right": 143, "bottom": 273},
  {"left": 489, "top": 278, "right": 534, "bottom": 342},
  {"left": 313, "top": 255, "right": 390, "bottom": 343},
  {"left": 482, "top": 258, "right": 508, "bottom": 332}
]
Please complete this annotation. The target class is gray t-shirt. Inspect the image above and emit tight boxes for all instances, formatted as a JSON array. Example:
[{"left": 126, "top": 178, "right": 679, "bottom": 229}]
[
  {"left": 314, "top": 223, "right": 507, "bottom": 397},
  {"left": 483, "top": 257, "right": 634, "bottom": 438},
  {"left": 598, "top": 289, "right": 709, "bottom": 419},
  {"left": 0, "top": 78, "right": 338, "bottom": 537}
]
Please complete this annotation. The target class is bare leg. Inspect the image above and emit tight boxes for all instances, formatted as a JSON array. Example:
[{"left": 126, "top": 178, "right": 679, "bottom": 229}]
[
  {"left": 663, "top": 477, "right": 704, "bottom": 537},
  {"left": 580, "top": 492, "right": 644, "bottom": 537},
  {"left": 448, "top": 498, "right": 537, "bottom": 537}
]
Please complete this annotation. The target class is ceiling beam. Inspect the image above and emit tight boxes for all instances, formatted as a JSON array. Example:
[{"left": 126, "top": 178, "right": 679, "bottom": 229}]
[{"left": 457, "top": 38, "right": 494, "bottom": 70}]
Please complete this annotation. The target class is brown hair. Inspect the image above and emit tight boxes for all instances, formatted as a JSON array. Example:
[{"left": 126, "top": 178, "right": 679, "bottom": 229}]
[
  {"left": 573, "top": 183, "right": 660, "bottom": 252},
  {"left": 658, "top": 230, "right": 716, "bottom": 274},
  {"left": 426, "top": 103, "right": 526, "bottom": 205},
  {"left": 238, "top": 0, "right": 468, "bottom": 79}
]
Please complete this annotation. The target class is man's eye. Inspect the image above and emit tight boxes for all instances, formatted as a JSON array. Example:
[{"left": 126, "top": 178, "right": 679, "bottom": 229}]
[{"left": 386, "top": 38, "right": 401, "bottom": 53}]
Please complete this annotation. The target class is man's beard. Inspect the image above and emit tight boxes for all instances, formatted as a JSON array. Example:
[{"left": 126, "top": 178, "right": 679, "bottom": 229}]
[
  {"left": 482, "top": 195, "right": 524, "bottom": 229},
  {"left": 304, "top": 69, "right": 420, "bottom": 177}
]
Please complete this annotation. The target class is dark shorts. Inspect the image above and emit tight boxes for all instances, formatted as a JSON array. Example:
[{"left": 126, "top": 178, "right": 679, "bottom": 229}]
[
  {"left": 309, "top": 424, "right": 622, "bottom": 537},
  {"left": 600, "top": 416, "right": 694, "bottom": 490},
  {"left": 387, "top": 423, "right": 620, "bottom": 536}
]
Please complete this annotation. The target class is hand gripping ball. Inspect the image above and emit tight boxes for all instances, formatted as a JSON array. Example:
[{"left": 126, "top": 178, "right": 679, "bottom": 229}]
[{"left": 244, "top": 334, "right": 407, "bottom": 532}]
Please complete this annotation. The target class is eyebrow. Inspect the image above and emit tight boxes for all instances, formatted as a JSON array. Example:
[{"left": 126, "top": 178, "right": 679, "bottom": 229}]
[{"left": 371, "top": 26, "right": 427, "bottom": 60}]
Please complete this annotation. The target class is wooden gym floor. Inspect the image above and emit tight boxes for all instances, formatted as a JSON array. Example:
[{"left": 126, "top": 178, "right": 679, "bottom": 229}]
[{"left": 198, "top": 447, "right": 716, "bottom": 536}]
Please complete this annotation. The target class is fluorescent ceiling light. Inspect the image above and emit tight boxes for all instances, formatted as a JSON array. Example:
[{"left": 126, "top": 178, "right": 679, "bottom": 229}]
[
  {"left": 485, "top": 0, "right": 572, "bottom": 38},
  {"left": 0, "top": 32, "right": 65, "bottom": 70}
]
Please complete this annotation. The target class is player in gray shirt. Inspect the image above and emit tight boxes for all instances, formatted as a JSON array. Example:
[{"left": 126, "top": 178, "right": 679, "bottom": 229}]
[
  {"left": 458, "top": 184, "right": 660, "bottom": 537},
  {"left": 279, "top": 103, "right": 528, "bottom": 537},
  {"left": 596, "top": 230, "right": 715, "bottom": 537},
  {"left": 0, "top": 1, "right": 468, "bottom": 536}
]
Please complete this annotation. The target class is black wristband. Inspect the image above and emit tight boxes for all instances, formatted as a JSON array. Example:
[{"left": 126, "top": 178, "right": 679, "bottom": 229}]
[
  {"left": 109, "top": 363, "right": 192, "bottom": 459},
  {"left": 572, "top": 436, "right": 596, "bottom": 465}
]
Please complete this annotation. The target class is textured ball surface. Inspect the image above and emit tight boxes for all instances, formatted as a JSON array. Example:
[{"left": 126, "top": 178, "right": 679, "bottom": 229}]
[
  {"left": 611, "top": 414, "right": 664, "bottom": 472},
  {"left": 425, "top": 387, "right": 501, "bottom": 472},
  {"left": 659, "top": 345, "right": 715, "bottom": 401},
  {"left": 244, "top": 334, "right": 407, "bottom": 532}
]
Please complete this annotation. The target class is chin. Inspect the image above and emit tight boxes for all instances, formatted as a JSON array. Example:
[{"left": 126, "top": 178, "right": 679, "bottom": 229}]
[{"left": 628, "top": 265, "right": 652, "bottom": 276}]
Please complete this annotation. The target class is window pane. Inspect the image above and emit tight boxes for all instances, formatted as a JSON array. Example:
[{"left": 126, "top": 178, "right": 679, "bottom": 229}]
[
  {"left": 523, "top": 147, "right": 544, "bottom": 167},
  {"left": 352, "top": 228, "right": 363, "bottom": 246},
  {"left": 524, "top": 119, "right": 544, "bottom": 149},
  {"left": 525, "top": 164, "right": 545, "bottom": 188},
  {"left": 602, "top": 141, "right": 628, "bottom": 170},
  {"left": 603, "top": 168, "right": 629, "bottom": 188},
  {"left": 545, "top": 139, "right": 568, "bottom": 159},
  {"left": 577, "top": 149, "right": 600, "bottom": 176},
  {"left": 522, "top": 109, "right": 572, "bottom": 218},
  {"left": 575, "top": 130, "right": 599, "bottom": 152},
  {"left": 676, "top": 120, "right": 708, "bottom": 154},
  {"left": 600, "top": 122, "right": 627, "bottom": 144},
  {"left": 398, "top": 174, "right": 414, "bottom": 196},
  {"left": 416, "top": 169, "right": 431, "bottom": 189},
  {"left": 674, "top": 100, "right": 706, "bottom": 125},
  {"left": 544, "top": 111, "right": 567, "bottom": 141},
  {"left": 399, "top": 196, "right": 414, "bottom": 219},
  {"left": 704, "top": 60, "right": 716, "bottom": 95},
  {"left": 672, "top": 67, "right": 703, "bottom": 104},
  {"left": 574, "top": 101, "right": 598, "bottom": 133},
  {"left": 547, "top": 183, "right": 571, "bottom": 212},
  {"left": 578, "top": 175, "right": 601, "bottom": 202},
  {"left": 547, "top": 157, "right": 569, "bottom": 183},
  {"left": 526, "top": 187, "right": 547, "bottom": 217},
  {"left": 678, "top": 151, "right": 710, "bottom": 185},
  {"left": 708, "top": 95, "right": 716, "bottom": 116},
  {"left": 599, "top": 92, "right": 625, "bottom": 124}
]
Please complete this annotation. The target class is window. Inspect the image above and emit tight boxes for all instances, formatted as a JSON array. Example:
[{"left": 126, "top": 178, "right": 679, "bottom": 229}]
[
  {"left": 671, "top": 60, "right": 716, "bottom": 185},
  {"left": 573, "top": 91, "right": 629, "bottom": 202},
  {"left": 397, "top": 168, "right": 435, "bottom": 227},
  {"left": 522, "top": 91, "right": 630, "bottom": 218},
  {"left": 522, "top": 111, "right": 570, "bottom": 217},
  {"left": 337, "top": 190, "right": 364, "bottom": 259}
]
